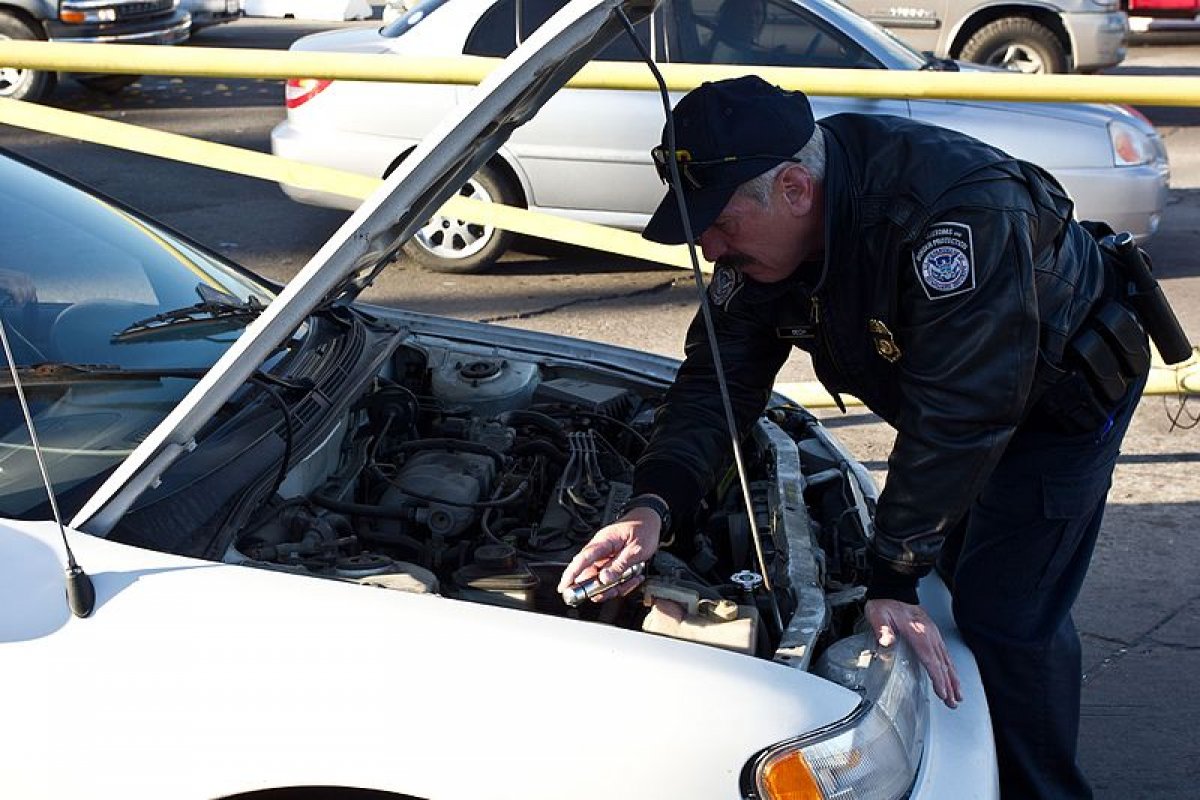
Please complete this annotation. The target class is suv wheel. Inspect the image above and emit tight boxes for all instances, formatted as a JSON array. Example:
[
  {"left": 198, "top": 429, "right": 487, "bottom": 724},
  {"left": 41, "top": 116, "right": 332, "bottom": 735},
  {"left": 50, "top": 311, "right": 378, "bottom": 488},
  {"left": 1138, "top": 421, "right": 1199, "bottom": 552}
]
[
  {"left": 403, "top": 164, "right": 518, "bottom": 274},
  {"left": 0, "top": 12, "right": 55, "bottom": 102},
  {"left": 959, "top": 17, "right": 1068, "bottom": 75}
]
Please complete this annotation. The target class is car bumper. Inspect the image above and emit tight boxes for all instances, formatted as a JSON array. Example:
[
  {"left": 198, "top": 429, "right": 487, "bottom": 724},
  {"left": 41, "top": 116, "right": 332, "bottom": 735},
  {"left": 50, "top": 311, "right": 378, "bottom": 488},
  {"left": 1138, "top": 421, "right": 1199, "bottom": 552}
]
[
  {"left": 1063, "top": 11, "right": 1128, "bottom": 71},
  {"left": 270, "top": 119, "right": 411, "bottom": 210},
  {"left": 1058, "top": 158, "right": 1169, "bottom": 241},
  {"left": 46, "top": 11, "right": 192, "bottom": 45}
]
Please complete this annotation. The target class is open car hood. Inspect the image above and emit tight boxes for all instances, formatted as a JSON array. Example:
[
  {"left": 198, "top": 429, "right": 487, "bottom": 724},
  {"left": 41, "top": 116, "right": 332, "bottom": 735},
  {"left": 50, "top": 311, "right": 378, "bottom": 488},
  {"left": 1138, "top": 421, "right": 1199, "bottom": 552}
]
[{"left": 71, "top": 0, "right": 658, "bottom": 533}]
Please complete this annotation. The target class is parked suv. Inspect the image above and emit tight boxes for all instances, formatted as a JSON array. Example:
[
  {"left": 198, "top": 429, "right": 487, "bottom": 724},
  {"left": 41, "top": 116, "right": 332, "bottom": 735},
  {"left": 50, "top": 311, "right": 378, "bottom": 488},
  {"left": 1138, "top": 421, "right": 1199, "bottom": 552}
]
[
  {"left": 0, "top": 0, "right": 191, "bottom": 101},
  {"left": 841, "top": 0, "right": 1127, "bottom": 73}
]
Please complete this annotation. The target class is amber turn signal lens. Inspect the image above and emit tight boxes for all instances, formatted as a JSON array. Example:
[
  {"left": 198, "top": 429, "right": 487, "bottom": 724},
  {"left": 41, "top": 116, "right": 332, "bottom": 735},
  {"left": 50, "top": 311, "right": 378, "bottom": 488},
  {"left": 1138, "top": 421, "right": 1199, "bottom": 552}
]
[{"left": 759, "top": 751, "right": 823, "bottom": 799}]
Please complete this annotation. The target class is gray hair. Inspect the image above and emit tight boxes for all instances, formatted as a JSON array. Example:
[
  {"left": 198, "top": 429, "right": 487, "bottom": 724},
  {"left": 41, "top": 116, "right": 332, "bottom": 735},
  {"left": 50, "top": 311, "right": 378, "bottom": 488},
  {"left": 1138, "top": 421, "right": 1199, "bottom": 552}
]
[{"left": 734, "top": 127, "right": 825, "bottom": 206}]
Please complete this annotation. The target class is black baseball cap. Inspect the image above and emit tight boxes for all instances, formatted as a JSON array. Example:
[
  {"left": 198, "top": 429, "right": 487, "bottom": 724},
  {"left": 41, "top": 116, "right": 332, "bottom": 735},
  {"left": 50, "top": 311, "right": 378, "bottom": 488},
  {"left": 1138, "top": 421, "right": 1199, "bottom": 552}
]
[{"left": 643, "top": 76, "right": 816, "bottom": 245}]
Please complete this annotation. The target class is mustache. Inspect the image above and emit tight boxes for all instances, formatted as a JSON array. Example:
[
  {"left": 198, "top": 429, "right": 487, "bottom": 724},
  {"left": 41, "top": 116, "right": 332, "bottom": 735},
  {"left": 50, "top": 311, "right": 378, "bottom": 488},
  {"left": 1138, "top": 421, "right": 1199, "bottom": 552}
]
[{"left": 716, "top": 253, "right": 754, "bottom": 270}]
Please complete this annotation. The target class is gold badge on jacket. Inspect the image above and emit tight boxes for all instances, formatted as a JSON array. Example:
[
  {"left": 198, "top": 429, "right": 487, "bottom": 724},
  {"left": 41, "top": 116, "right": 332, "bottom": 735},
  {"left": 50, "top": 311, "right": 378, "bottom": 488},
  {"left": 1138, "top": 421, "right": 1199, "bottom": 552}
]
[{"left": 868, "top": 319, "right": 901, "bottom": 362}]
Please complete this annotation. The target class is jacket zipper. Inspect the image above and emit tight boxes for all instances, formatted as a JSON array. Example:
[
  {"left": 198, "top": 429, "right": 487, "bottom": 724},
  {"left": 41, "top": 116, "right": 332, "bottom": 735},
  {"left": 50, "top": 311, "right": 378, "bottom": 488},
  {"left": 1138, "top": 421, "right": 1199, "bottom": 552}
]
[{"left": 811, "top": 295, "right": 847, "bottom": 413}]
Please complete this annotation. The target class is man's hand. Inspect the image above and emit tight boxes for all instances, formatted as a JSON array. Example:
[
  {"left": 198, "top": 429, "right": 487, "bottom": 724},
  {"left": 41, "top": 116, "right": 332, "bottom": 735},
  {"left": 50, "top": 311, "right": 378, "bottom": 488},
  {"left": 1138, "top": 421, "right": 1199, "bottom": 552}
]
[
  {"left": 865, "top": 598, "right": 963, "bottom": 709},
  {"left": 556, "top": 507, "right": 661, "bottom": 603}
]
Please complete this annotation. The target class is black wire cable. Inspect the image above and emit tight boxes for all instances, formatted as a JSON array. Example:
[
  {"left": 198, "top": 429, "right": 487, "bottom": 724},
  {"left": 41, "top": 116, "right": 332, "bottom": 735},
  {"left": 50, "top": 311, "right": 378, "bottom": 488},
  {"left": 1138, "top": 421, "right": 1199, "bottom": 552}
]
[
  {"left": 249, "top": 375, "right": 295, "bottom": 501},
  {"left": 528, "top": 403, "right": 649, "bottom": 448}
]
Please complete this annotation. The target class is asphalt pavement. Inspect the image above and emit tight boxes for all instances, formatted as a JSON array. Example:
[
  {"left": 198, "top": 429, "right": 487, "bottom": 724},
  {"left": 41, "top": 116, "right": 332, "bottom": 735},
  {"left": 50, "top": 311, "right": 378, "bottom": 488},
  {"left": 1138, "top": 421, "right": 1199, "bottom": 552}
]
[{"left": 0, "top": 15, "right": 1197, "bottom": 798}]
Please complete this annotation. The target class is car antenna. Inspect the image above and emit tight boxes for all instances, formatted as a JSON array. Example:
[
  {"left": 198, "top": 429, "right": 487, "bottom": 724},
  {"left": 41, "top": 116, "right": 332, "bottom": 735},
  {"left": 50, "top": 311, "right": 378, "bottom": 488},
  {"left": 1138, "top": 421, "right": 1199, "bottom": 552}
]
[
  {"left": 617, "top": 8, "right": 785, "bottom": 635},
  {"left": 0, "top": 319, "right": 95, "bottom": 618}
]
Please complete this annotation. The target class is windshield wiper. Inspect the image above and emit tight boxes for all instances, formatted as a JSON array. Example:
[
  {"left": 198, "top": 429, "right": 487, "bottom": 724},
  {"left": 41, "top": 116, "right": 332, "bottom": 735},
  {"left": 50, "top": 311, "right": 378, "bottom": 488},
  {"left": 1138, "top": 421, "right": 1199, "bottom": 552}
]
[
  {"left": 112, "top": 284, "right": 265, "bottom": 343},
  {"left": 0, "top": 362, "right": 311, "bottom": 391},
  {"left": 0, "top": 363, "right": 210, "bottom": 388}
]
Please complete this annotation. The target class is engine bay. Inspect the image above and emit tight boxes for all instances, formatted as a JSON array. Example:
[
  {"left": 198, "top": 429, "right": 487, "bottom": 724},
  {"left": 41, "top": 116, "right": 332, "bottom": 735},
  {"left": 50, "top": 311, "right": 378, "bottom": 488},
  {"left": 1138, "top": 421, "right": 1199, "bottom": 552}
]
[{"left": 226, "top": 340, "right": 877, "bottom": 666}]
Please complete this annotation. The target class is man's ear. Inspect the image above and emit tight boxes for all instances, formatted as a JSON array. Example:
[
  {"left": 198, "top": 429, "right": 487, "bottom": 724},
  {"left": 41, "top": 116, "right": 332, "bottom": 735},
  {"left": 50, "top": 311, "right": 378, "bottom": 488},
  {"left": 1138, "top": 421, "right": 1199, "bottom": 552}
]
[{"left": 778, "top": 165, "right": 815, "bottom": 216}]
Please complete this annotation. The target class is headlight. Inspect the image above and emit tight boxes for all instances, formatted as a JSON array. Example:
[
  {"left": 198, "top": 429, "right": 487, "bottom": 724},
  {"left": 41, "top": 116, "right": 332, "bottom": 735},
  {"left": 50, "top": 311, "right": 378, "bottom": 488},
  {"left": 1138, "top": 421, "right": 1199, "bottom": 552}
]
[
  {"left": 60, "top": 7, "right": 119, "bottom": 24},
  {"left": 746, "top": 635, "right": 927, "bottom": 799},
  {"left": 1109, "top": 120, "right": 1154, "bottom": 167}
]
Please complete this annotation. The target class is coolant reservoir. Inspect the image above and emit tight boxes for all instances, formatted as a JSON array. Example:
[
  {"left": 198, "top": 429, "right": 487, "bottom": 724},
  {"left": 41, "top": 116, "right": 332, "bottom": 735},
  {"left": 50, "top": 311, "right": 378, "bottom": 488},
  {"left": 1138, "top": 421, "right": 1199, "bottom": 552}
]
[
  {"left": 430, "top": 356, "right": 539, "bottom": 416},
  {"left": 642, "top": 596, "right": 760, "bottom": 655}
]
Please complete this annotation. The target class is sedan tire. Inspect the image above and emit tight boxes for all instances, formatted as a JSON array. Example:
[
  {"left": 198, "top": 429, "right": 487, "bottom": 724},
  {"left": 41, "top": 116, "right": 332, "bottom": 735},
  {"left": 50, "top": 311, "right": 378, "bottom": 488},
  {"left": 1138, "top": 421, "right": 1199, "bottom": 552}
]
[
  {"left": 0, "top": 12, "right": 55, "bottom": 102},
  {"left": 403, "top": 164, "right": 518, "bottom": 274},
  {"left": 959, "top": 17, "right": 1068, "bottom": 75}
]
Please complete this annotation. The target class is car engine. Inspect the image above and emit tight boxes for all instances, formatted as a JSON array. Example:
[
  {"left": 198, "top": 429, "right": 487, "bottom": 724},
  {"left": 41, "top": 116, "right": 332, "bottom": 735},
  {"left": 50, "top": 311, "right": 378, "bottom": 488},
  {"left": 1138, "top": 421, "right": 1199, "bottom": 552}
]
[{"left": 225, "top": 343, "right": 876, "bottom": 665}]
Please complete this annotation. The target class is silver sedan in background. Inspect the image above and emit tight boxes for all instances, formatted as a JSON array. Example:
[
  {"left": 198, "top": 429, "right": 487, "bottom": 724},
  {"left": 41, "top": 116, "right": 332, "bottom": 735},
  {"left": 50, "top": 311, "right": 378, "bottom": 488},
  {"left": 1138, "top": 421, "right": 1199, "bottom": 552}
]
[{"left": 270, "top": 0, "right": 1169, "bottom": 273}]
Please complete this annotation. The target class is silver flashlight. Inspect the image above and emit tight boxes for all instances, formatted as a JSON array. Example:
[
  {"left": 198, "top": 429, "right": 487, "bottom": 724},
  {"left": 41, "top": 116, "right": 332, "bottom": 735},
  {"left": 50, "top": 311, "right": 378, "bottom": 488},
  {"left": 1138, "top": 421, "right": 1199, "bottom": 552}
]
[{"left": 561, "top": 562, "right": 646, "bottom": 607}]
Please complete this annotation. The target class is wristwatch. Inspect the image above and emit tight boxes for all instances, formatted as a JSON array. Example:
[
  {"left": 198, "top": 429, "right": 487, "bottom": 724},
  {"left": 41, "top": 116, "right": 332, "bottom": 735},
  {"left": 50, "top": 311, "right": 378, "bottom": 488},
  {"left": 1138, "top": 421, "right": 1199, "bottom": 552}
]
[{"left": 619, "top": 493, "right": 673, "bottom": 536}]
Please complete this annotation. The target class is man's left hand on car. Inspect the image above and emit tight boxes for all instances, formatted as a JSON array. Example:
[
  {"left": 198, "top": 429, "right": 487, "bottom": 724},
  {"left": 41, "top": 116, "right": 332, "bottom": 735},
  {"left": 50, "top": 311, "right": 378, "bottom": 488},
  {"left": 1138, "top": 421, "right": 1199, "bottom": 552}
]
[{"left": 866, "top": 598, "right": 963, "bottom": 708}]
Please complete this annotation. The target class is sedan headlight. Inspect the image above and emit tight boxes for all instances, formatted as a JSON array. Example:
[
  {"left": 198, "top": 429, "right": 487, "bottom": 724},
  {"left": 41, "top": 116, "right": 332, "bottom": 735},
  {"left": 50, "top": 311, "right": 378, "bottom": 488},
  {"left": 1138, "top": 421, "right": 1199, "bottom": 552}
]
[
  {"left": 1109, "top": 120, "right": 1155, "bottom": 167},
  {"left": 746, "top": 635, "right": 927, "bottom": 799}
]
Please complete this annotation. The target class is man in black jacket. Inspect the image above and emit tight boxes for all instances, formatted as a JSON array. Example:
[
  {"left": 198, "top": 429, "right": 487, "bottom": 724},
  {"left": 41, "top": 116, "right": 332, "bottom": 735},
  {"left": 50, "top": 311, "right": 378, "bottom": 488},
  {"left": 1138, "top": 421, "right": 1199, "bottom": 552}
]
[{"left": 558, "top": 76, "right": 1149, "bottom": 799}]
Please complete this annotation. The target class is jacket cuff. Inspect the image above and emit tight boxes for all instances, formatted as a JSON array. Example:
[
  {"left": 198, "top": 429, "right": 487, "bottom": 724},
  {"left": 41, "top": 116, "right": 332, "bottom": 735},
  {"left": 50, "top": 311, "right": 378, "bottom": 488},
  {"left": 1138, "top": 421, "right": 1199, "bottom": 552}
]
[
  {"left": 632, "top": 458, "right": 705, "bottom": 530},
  {"left": 865, "top": 553, "right": 921, "bottom": 605}
]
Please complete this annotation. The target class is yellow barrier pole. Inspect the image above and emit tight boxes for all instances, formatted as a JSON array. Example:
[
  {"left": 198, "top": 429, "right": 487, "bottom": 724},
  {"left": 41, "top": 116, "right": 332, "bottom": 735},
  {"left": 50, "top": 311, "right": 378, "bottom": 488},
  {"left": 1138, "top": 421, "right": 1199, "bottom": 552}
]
[
  {"left": 779, "top": 347, "right": 1200, "bottom": 408},
  {"left": 4, "top": 41, "right": 1200, "bottom": 105},
  {"left": 0, "top": 97, "right": 693, "bottom": 270}
]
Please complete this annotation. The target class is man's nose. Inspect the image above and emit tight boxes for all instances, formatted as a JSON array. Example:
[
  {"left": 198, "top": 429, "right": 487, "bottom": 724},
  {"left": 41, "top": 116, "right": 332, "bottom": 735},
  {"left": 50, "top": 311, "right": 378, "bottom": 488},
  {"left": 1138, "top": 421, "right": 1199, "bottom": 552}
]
[{"left": 698, "top": 228, "right": 726, "bottom": 263}]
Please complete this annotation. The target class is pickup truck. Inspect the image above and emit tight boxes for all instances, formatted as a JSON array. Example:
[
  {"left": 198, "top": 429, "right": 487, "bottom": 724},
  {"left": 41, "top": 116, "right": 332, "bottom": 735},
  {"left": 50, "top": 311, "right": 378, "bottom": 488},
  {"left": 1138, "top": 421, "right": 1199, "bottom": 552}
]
[
  {"left": 845, "top": 0, "right": 1128, "bottom": 73},
  {"left": 0, "top": 0, "right": 191, "bottom": 102}
]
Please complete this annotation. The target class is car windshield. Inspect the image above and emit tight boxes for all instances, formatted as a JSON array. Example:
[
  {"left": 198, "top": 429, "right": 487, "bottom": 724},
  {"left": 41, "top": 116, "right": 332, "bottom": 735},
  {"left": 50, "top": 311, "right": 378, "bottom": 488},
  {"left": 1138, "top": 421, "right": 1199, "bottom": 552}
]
[{"left": 0, "top": 153, "right": 275, "bottom": 519}]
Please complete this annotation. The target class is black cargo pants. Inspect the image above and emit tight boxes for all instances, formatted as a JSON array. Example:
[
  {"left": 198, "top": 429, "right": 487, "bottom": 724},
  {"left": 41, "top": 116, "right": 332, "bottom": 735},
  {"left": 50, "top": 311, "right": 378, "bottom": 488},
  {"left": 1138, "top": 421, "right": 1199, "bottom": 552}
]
[{"left": 938, "top": 373, "right": 1147, "bottom": 800}]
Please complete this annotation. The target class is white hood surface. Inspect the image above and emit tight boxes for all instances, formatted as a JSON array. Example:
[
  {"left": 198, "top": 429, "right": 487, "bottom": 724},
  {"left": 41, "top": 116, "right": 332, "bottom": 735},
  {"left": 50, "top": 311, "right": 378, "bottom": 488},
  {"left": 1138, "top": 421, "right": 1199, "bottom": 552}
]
[{"left": 1, "top": 520, "right": 857, "bottom": 799}]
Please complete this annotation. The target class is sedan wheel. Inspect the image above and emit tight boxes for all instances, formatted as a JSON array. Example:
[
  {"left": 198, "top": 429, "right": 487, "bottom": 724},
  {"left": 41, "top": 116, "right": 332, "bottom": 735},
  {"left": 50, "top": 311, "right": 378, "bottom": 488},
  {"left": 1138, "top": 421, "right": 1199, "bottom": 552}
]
[
  {"left": 0, "top": 13, "right": 56, "bottom": 102},
  {"left": 403, "top": 165, "right": 518, "bottom": 274},
  {"left": 959, "top": 17, "right": 1068, "bottom": 75}
]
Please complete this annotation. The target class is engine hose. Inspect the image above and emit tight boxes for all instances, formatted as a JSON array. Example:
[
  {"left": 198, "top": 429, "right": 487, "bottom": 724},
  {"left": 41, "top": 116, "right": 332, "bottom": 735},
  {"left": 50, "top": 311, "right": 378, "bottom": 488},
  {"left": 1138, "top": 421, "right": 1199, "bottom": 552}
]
[
  {"left": 355, "top": 526, "right": 427, "bottom": 556},
  {"left": 311, "top": 490, "right": 414, "bottom": 519}
]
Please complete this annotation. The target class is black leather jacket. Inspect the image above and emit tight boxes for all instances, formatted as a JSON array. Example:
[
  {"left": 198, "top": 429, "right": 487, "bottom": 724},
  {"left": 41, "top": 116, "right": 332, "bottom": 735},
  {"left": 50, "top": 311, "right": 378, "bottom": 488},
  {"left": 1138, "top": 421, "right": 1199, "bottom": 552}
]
[{"left": 632, "top": 113, "right": 1110, "bottom": 603}]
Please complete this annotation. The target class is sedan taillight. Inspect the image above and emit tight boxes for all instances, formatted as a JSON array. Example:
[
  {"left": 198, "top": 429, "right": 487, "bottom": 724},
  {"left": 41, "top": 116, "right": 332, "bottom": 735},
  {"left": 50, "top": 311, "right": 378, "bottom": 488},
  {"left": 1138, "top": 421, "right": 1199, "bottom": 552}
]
[{"left": 285, "top": 78, "right": 333, "bottom": 109}]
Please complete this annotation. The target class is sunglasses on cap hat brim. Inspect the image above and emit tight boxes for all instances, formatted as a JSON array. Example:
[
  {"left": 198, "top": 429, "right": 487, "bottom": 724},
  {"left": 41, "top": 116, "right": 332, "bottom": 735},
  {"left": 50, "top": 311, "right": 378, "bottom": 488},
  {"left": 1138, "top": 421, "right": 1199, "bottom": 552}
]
[{"left": 650, "top": 147, "right": 806, "bottom": 191}]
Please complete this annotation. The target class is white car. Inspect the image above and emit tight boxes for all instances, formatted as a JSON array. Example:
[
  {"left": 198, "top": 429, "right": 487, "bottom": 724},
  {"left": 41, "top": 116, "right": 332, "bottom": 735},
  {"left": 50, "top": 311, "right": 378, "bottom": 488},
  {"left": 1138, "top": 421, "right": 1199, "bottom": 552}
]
[
  {"left": 271, "top": 0, "right": 1168, "bottom": 273},
  {"left": 1, "top": 2, "right": 996, "bottom": 797}
]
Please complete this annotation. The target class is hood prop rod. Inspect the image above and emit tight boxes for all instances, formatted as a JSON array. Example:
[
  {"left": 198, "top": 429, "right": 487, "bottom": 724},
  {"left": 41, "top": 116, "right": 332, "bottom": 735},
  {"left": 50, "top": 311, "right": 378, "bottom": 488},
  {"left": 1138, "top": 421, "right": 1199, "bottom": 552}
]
[{"left": 619, "top": 9, "right": 784, "bottom": 635}]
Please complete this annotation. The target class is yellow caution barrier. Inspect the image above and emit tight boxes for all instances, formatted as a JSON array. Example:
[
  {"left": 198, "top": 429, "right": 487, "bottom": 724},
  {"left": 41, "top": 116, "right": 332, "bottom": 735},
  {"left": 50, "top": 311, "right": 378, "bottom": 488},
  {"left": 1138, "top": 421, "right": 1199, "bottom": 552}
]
[
  {"left": 779, "top": 347, "right": 1200, "bottom": 408},
  {"left": 0, "top": 97, "right": 694, "bottom": 270},
  {"left": 4, "top": 41, "right": 1200, "bottom": 105}
]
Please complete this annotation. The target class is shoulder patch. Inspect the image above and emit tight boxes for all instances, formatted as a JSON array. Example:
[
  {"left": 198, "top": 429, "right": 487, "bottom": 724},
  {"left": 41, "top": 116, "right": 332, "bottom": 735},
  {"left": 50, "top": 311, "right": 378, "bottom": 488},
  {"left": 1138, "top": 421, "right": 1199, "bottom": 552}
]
[
  {"left": 912, "top": 222, "right": 975, "bottom": 301},
  {"left": 708, "top": 264, "right": 744, "bottom": 309}
]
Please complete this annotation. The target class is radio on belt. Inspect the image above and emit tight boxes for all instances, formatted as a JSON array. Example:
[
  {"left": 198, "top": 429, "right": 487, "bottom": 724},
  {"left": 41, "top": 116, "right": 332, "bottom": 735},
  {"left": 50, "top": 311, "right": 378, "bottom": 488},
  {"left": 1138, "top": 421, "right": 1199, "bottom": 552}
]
[{"left": 561, "top": 563, "right": 646, "bottom": 607}]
